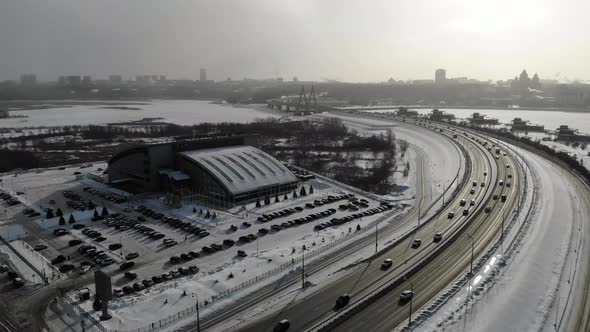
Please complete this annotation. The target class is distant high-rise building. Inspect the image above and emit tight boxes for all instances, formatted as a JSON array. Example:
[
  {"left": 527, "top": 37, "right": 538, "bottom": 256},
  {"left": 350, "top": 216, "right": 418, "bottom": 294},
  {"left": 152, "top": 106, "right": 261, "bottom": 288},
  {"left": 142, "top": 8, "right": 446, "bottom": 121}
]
[
  {"left": 435, "top": 69, "right": 446, "bottom": 84},
  {"left": 109, "top": 75, "right": 123, "bottom": 84},
  {"left": 66, "top": 76, "right": 82, "bottom": 86},
  {"left": 200, "top": 68, "right": 207, "bottom": 82},
  {"left": 20, "top": 74, "right": 37, "bottom": 85}
]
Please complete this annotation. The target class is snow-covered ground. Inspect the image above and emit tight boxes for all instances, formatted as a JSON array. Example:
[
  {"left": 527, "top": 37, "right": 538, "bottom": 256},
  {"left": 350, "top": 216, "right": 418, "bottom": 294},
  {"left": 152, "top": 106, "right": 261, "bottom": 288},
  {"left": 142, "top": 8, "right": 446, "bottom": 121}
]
[
  {"left": 45, "top": 175, "right": 407, "bottom": 331},
  {"left": 0, "top": 100, "right": 277, "bottom": 128}
]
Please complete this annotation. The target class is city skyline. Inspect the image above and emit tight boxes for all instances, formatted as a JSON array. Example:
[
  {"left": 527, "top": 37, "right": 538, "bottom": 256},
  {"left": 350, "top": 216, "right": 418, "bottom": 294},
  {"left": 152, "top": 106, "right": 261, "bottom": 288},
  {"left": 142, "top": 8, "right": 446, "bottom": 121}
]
[{"left": 1, "top": 0, "right": 589, "bottom": 82}]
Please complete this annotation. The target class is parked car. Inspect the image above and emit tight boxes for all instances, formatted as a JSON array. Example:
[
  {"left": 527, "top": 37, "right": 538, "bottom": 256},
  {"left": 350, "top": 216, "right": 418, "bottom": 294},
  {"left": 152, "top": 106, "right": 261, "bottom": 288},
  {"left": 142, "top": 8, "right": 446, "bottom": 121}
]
[
  {"left": 33, "top": 244, "right": 47, "bottom": 251},
  {"left": 119, "top": 261, "right": 135, "bottom": 270},
  {"left": 237, "top": 250, "right": 247, "bottom": 257},
  {"left": 12, "top": 278, "right": 24, "bottom": 287},
  {"left": 125, "top": 271, "right": 137, "bottom": 279},
  {"left": 411, "top": 239, "right": 422, "bottom": 249},
  {"left": 125, "top": 252, "right": 139, "bottom": 260},
  {"left": 51, "top": 255, "right": 67, "bottom": 265},
  {"left": 109, "top": 243, "right": 123, "bottom": 250}
]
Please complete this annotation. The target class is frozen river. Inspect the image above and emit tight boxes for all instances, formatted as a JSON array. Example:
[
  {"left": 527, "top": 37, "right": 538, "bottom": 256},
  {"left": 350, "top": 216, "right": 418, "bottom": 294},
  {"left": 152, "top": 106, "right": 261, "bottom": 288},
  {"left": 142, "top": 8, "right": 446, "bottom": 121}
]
[
  {"left": 0, "top": 100, "right": 276, "bottom": 128},
  {"left": 366, "top": 107, "right": 590, "bottom": 134}
]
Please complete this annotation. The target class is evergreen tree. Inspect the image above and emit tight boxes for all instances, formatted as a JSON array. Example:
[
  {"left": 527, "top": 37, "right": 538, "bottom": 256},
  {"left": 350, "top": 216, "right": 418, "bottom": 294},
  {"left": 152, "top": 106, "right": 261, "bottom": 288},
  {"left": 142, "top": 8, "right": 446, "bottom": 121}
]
[
  {"left": 264, "top": 196, "right": 270, "bottom": 205},
  {"left": 211, "top": 212, "right": 217, "bottom": 220},
  {"left": 46, "top": 209, "right": 54, "bottom": 219},
  {"left": 309, "top": 185, "right": 314, "bottom": 194},
  {"left": 199, "top": 209, "right": 203, "bottom": 215},
  {"left": 274, "top": 195, "right": 279, "bottom": 203},
  {"left": 56, "top": 208, "right": 63, "bottom": 217},
  {"left": 284, "top": 194, "right": 288, "bottom": 200},
  {"left": 256, "top": 198, "right": 261, "bottom": 208},
  {"left": 101, "top": 207, "right": 109, "bottom": 217},
  {"left": 192, "top": 207, "right": 197, "bottom": 213},
  {"left": 205, "top": 210, "right": 210, "bottom": 218},
  {"left": 68, "top": 214, "right": 76, "bottom": 224},
  {"left": 58, "top": 215, "right": 65, "bottom": 225},
  {"left": 300, "top": 186, "right": 307, "bottom": 196},
  {"left": 93, "top": 209, "right": 99, "bottom": 220},
  {"left": 293, "top": 190, "right": 298, "bottom": 198}
]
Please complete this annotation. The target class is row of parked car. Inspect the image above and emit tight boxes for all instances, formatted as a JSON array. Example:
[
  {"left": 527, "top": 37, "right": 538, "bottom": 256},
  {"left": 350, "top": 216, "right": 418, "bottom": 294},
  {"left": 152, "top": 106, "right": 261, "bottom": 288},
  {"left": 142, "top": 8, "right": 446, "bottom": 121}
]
[
  {"left": 1, "top": 264, "right": 24, "bottom": 287},
  {"left": 83, "top": 187, "right": 126, "bottom": 204},
  {"left": 113, "top": 265, "right": 200, "bottom": 298},
  {"left": 315, "top": 202, "right": 396, "bottom": 231},
  {"left": 23, "top": 208, "right": 41, "bottom": 217},
  {"left": 102, "top": 214, "right": 179, "bottom": 247},
  {"left": 63, "top": 190, "right": 96, "bottom": 211},
  {"left": 255, "top": 194, "right": 354, "bottom": 224},
  {"left": 0, "top": 189, "right": 21, "bottom": 206}
]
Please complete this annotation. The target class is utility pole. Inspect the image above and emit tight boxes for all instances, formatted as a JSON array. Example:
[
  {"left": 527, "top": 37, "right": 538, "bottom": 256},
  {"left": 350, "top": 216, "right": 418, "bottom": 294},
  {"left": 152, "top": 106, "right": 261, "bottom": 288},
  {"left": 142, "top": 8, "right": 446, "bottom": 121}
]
[
  {"left": 196, "top": 293, "right": 201, "bottom": 332},
  {"left": 375, "top": 222, "right": 378, "bottom": 253},
  {"left": 301, "top": 247, "right": 305, "bottom": 288}
]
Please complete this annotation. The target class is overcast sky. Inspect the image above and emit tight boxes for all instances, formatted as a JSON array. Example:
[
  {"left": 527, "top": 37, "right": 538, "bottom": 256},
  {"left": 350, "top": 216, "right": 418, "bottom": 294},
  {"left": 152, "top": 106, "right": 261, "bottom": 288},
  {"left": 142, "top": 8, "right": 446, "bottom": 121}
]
[{"left": 1, "top": 0, "right": 589, "bottom": 82}]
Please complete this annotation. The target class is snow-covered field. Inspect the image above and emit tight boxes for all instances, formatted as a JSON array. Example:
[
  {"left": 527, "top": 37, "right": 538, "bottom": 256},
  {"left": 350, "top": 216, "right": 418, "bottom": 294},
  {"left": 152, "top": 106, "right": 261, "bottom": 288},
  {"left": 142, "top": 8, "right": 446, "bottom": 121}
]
[{"left": 0, "top": 100, "right": 277, "bottom": 128}]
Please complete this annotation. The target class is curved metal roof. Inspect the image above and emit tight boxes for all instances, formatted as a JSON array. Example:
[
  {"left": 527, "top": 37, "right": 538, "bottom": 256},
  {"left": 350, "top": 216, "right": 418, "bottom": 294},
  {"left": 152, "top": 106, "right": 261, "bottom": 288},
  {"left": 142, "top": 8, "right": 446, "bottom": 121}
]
[{"left": 179, "top": 146, "right": 297, "bottom": 195}]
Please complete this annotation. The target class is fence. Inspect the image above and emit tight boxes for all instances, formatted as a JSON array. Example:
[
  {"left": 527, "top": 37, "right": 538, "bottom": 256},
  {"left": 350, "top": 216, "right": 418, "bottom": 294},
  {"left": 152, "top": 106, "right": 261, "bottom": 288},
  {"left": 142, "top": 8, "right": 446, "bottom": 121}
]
[{"left": 0, "top": 233, "right": 49, "bottom": 285}]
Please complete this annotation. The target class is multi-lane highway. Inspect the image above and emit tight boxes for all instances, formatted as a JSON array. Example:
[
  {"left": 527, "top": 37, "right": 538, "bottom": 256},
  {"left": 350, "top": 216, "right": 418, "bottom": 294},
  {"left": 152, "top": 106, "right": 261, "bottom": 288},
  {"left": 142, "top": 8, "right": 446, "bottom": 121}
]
[{"left": 232, "top": 119, "right": 519, "bottom": 332}]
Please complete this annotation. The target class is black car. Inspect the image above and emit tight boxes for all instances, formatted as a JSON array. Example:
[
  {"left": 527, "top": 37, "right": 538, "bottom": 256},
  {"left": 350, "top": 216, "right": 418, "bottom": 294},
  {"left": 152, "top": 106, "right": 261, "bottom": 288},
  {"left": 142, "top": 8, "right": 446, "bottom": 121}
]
[
  {"left": 202, "top": 246, "right": 215, "bottom": 253},
  {"left": 170, "top": 256, "right": 181, "bottom": 264},
  {"left": 33, "top": 244, "right": 47, "bottom": 251},
  {"left": 335, "top": 294, "right": 351, "bottom": 309},
  {"left": 125, "top": 271, "right": 137, "bottom": 279},
  {"left": 72, "top": 224, "right": 85, "bottom": 230},
  {"left": 238, "top": 236, "right": 251, "bottom": 242},
  {"left": 59, "top": 264, "right": 75, "bottom": 273},
  {"left": 51, "top": 255, "right": 67, "bottom": 265},
  {"left": 109, "top": 243, "right": 123, "bottom": 250},
  {"left": 188, "top": 251, "right": 200, "bottom": 258},
  {"left": 122, "top": 286, "right": 134, "bottom": 295},
  {"left": 125, "top": 252, "right": 139, "bottom": 260},
  {"left": 132, "top": 283, "right": 144, "bottom": 291},
  {"left": 211, "top": 243, "right": 223, "bottom": 251},
  {"left": 223, "top": 239, "right": 235, "bottom": 246},
  {"left": 119, "top": 261, "right": 135, "bottom": 270},
  {"left": 258, "top": 228, "right": 269, "bottom": 234},
  {"left": 69, "top": 239, "right": 82, "bottom": 246}
]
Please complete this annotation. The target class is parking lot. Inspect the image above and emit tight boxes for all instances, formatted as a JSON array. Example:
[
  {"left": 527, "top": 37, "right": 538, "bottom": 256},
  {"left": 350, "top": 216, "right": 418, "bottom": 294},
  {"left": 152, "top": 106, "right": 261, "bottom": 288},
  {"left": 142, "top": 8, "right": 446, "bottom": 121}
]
[{"left": 0, "top": 164, "right": 402, "bottom": 329}]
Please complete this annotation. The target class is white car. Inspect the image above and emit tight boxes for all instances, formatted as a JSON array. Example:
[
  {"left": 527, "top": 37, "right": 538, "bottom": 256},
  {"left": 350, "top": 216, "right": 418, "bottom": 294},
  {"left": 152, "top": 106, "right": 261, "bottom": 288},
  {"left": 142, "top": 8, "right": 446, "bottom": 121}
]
[
  {"left": 400, "top": 290, "right": 414, "bottom": 301},
  {"left": 381, "top": 259, "right": 393, "bottom": 270},
  {"left": 80, "top": 265, "right": 91, "bottom": 274}
]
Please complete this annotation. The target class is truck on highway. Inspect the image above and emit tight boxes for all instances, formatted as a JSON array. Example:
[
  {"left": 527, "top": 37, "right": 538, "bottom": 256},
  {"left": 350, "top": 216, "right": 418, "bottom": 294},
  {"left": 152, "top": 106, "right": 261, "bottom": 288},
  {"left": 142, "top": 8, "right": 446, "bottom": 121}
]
[
  {"left": 496, "top": 148, "right": 501, "bottom": 154},
  {"left": 501, "top": 194, "right": 507, "bottom": 202}
]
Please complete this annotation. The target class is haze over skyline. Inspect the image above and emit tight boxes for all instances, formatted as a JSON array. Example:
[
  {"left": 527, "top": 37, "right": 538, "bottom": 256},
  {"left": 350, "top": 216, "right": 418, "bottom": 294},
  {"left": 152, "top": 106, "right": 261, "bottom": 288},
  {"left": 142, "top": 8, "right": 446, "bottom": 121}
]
[{"left": 1, "top": 0, "right": 589, "bottom": 82}]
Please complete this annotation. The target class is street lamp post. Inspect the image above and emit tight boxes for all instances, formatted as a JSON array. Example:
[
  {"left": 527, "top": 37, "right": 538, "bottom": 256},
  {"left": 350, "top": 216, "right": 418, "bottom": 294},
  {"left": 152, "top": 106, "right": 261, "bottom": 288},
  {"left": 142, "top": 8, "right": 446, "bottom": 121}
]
[
  {"left": 301, "top": 245, "right": 306, "bottom": 288},
  {"left": 192, "top": 293, "right": 201, "bottom": 332},
  {"left": 375, "top": 222, "right": 378, "bottom": 253}
]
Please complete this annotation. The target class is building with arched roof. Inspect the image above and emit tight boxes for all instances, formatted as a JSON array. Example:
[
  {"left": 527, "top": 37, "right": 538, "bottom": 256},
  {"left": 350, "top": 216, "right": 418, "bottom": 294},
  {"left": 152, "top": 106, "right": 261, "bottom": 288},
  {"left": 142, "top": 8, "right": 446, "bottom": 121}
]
[{"left": 107, "top": 136, "right": 299, "bottom": 207}]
